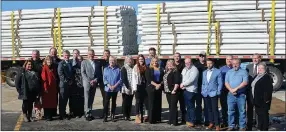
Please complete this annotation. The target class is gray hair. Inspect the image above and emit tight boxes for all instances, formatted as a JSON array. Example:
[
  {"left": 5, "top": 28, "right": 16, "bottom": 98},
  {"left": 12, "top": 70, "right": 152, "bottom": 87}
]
[
  {"left": 109, "top": 55, "right": 117, "bottom": 64},
  {"left": 124, "top": 55, "right": 134, "bottom": 65},
  {"left": 63, "top": 50, "right": 70, "bottom": 55},
  {"left": 258, "top": 62, "right": 267, "bottom": 69},
  {"left": 226, "top": 55, "right": 233, "bottom": 59},
  {"left": 232, "top": 58, "right": 241, "bottom": 63}
]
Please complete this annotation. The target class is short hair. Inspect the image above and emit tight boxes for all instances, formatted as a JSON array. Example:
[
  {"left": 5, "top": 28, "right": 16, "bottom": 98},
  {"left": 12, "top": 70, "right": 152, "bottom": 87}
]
[
  {"left": 253, "top": 53, "right": 262, "bottom": 59},
  {"left": 63, "top": 50, "right": 70, "bottom": 55},
  {"left": 88, "top": 49, "right": 95, "bottom": 54},
  {"left": 109, "top": 55, "right": 117, "bottom": 64},
  {"left": 49, "top": 47, "right": 57, "bottom": 53},
  {"left": 206, "top": 58, "right": 214, "bottom": 63},
  {"left": 149, "top": 47, "right": 156, "bottom": 52},
  {"left": 73, "top": 49, "right": 80, "bottom": 54},
  {"left": 104, "top": 49, "right": 110, "bottom": 54},
  {"left": 32, "top": 50, "right": 40, "bottom": 54},
  {"left": 232, "top": 58, "right": 241, "bottom": 63},
  {"left": 226, "top": 55, "right": 233, "bottom": 59},
  {"left": 124, "top": 55, "right": 134, "bottom": 65}
]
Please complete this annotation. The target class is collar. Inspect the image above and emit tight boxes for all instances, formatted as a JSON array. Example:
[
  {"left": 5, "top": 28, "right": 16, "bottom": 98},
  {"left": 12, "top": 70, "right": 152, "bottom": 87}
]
[
  {"left": 108, "top": 65, "right": 117, "bottom": 69},
  {"left": 185, "top": 65, "right": 193, "bottom": 70},
  {"left": 207, "top": 68, "right": 214, "bottom": 71}
]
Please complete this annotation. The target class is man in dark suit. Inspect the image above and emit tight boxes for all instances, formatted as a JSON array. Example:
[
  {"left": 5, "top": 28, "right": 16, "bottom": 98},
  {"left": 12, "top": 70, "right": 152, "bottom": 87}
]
[
  {"left": 246, "top": 53, "right": 262, "bottom": 130},
  {"left": 81, "top": 49, "right": 103, "bottom": 121},
  {"left": 58, "top": 50, "right": 74, "bottom": 120}
]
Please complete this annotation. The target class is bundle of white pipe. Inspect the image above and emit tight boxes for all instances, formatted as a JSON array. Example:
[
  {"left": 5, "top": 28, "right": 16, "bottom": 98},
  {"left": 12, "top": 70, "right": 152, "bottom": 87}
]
[
  {"left": 1, "top": 6, "right": 138, "bottom": 57},
  {"left": 138, "top": 1, "right": 286, "bottom": 55}
]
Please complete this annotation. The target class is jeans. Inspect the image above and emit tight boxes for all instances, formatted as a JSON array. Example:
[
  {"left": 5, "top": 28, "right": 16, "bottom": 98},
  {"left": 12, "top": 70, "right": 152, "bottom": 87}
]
[
  {"left": 184, "top": 91, "right": 196, "bottom": 124},
  {"left": 227, "top": 93, "right": 246, "bottom": 129}
]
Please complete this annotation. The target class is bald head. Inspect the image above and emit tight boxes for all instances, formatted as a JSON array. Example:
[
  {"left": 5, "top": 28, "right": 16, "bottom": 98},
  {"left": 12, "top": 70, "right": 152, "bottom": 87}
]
[{"left": 184, "top": 58, "right": 192, "bottom": 68}]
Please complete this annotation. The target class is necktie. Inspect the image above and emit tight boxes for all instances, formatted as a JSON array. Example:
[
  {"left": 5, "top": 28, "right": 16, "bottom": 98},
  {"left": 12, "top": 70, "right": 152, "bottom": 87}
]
[{"left": 253, "top": 64, "right": 257, "bottom": 76}]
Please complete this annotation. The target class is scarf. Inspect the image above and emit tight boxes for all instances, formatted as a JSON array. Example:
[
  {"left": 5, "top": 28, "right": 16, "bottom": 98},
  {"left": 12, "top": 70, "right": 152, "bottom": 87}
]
[
  {"left": 122, "top": 64, "right": 133, "bottom": 95},
  {"left": 251, "top": 72, "right": 266, "bottom": 96},
  {"left": 163, "top": 70, "right": 171, "bottom": 93}
]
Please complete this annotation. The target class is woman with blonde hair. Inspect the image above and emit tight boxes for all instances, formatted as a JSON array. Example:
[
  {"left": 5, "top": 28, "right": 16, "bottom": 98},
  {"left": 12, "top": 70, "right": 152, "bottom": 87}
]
[
  {"left": 121, "top": 55, "right": 134, "bottom": 121},
  {"left": 15, "top": 60, "right": 41, "bottom": 122},
  {"left": 145, "top": 57, "right": 164, "bottom": 124},
  {"left": 41, "top": 55, "right": 58, "bottom": 121},
  {"left": 132, "top": 54, "right": 148, "bottom": 124},
  {"left": 163, "top": 59, "right": 181, "bottom": 126}
]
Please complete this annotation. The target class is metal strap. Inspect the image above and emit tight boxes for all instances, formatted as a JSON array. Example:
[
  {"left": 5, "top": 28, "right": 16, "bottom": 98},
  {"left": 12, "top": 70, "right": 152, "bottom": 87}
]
[
  {"left": 57, "top": 8, "right": 63, "bottom": 57},
  {"left": 172, "top": 23, "right": 177, "bottom": 55},
  {"left": 206, "top": 0, "right": 213, "bottom": 56},
  {"left": 11, "top": 11, "right": 16, "bottom": 63},
  {"left": 104, "top": 6, "right": 107, "bottom": 50},
  {"left": 215, "top": 21, "right": 220, "bottom": 56},
  {"left": 156, "top": 4, "right": 161, "bottom": 56},
  {"left": 270, "top": 0, "right": 275, "bottom": 63}
]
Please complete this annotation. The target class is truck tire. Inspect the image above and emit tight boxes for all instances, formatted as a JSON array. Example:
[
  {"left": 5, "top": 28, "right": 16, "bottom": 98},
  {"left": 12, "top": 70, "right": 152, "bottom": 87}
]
[
  {"left": 268, "top": 66, "right": 283, "bottom": 92},
  {"left": 5, "top": 67, "right": 19, "bottom": 87}
]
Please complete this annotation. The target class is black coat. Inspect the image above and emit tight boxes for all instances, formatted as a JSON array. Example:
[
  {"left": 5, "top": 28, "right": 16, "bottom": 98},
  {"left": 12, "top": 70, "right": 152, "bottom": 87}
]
[
  {"left": 15, "top": 68, "right": 41, "bottom": 100},
  {"left": 31, "top": 58, "right": 43, "bottom": 75},
  {"left": 253, "top": 74, "right": 273, "bottom": 110},
  {"left": 121, "top": 66, "right": 131, "bottom": 89},
  {"left": 164, "top": 70, "right": 180, "bottom": 92},
  {"left": 145, "top": 67, "right": 164, "bottom": 91}
]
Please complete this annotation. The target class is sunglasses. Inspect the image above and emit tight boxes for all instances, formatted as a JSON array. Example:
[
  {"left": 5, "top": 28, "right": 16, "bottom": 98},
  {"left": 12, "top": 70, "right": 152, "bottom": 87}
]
[{"left": 199, "top": 54, "right": 206, "bottom": 57}]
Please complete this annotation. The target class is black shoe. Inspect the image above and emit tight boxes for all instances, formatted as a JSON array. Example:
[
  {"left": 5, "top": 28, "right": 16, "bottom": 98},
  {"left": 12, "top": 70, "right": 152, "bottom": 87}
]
[
  {"left": 59, "top": 116, "right": 64, "bottom": 120},
  {"left": 181, "top": 119, "right": 186, "bottom": 124},
  {"left": 126, "top": 117, "right": 132, "bottom": 121},
  {"left": 85, "top": 116, "right": 92, "bottom": 121},
  {"left": 103, "top": 116, "right": 108, "bottom": 122},
  {"left": 111, "top": 114, "right": 115, "bottom": 122},
  {"left": 46, "top": 117, "right": 53, "bottom": 121}
]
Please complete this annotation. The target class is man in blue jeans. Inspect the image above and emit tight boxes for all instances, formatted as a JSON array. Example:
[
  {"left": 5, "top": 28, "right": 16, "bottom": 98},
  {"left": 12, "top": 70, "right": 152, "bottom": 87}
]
[
  {"left": 225, "top": 58, "right": 248, "bottom": 131},
  {"left": 180, "top": 58, "right": 199, "bottom": 127}
]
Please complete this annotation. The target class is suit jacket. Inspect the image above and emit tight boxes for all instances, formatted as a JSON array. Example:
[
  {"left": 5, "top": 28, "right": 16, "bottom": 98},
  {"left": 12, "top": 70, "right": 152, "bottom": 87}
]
[
  {"left": 81, "top": 59, "right": 102, "bottom": 90},
  {"left": 145, "top": 67, "right": 164, "bottom": 91},
  {"left": 201, "top": 68, "right": 223, "bottom": 97},
  {"left": 58, "top": 60, "right": 74, "bottom": 93},
  {"left": 253, "top": 74, "right": 273, "bottom": 110}
]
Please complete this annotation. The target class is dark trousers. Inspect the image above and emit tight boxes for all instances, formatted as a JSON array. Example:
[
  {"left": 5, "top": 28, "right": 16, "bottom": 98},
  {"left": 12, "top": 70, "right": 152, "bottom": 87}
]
[
  {"left": 147, "top": 87, "right": 162, "bottom": 124},
  {"left": 122, "top": 93, "right": 133, "bottom": 118},
  {"left": 166, "top": 93, "right": 179, "bottom": 125},
  {"left": 22, "top": 99, "right": 34, "bottom": 117},
  {"left": 104, "top": 92, "right": 118, "bottom": 116},
  {"left": 59, "top": 90, "right": 70, "bottom": 117},
  {"left": 178, "top": 90, "right": 186, "bottom": 121},
  {"left": 44, "top": 108, "right": 57, "bottom": 119},
  {"left": 246, "top": 91, "right": 257, "bottom": 130},
  {"left": 135, "top": 84, "right": 148, "bottom": 117},
  {"left": 184, "top": 91, "right": 196, "bottom": 124},
  {"left": 195, "top": 90, "right": 209, "bottom": 124},
  {"left": 256, "top": 108, "right": 269, "bottom": 131},
  {"left": 220, "top": 89, "right": 229, "bottom": 125},
  {"left": 69, "top": 87, "right": 75, "bottom": 115},
  {"left": 99, "top": 82, "right": 106, "bottom": 108},
  {"left": 205, "top": 96, "right": 220, "bottom": 126}
]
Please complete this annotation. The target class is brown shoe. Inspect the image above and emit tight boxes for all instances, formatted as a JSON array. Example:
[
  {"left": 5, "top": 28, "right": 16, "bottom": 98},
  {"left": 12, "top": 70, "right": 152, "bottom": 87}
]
[
  {"left": 135, "top": 115, "right": 141, "bottom": 124},
  {"left": 239, "top": 128, "right": 247, "bottom": 131},
  {"left": 186, "top": 122, "right": 195, "bottom": 127},
  {"left": 227, "top": 128, "right": 234, "bottom": 131},
  {"left": 215, "top": 126, "right": 220, "bottom": 131},
  {"left": 206, "top": 123, "right": 214, "bottom": 129}
]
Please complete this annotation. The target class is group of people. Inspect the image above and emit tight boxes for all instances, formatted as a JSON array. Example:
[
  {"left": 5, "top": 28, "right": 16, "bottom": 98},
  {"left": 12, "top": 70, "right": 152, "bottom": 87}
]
[{"left": 15, "top": 47, "right": 273, "bottom": 131}]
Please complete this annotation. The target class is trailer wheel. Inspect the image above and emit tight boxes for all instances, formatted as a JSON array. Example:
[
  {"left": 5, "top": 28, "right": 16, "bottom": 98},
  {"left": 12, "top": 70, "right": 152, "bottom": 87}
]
[
  {"left": 5, "top": 67, "right": 19, "bottom": 87},
  {"left": 268, "top": 66, "right": 283, "bottom": 92}
]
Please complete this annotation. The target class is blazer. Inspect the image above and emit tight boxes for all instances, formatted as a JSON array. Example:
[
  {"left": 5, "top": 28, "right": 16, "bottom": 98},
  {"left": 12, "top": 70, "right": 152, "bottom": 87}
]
[
  {"left": 81, "top": 59, "right": 102, "bottom": 89},
  {"left": 145, "top": 67, "right": 164, "bottom": 91},
  {"left": 253, "top": 74, "right": 273, "bottom": 110},
  {"left": 164, "top": 70, "right": 180, "bottom": 92},
  {"left": 58, "top": 60, "right": 74, "bottom": 92},
  {"left": 201, "top": 68, "right": 223, "bottom": 97}
]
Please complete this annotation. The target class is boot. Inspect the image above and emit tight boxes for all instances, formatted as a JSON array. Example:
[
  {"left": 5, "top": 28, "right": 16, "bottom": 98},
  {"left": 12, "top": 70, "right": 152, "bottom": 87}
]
[
  {"left": 215, "top": 126, "right": 220, "bottom": 131},
  {"left": 144, "top": 116, "right": 149, "bottom": 122},
  {"left": 135, "top": 115, "right": 141, "bottom": 124},
  {"left": 27, "top": 113, "right": 33, "bottom": 122},
  {"left": 207, "top": 123, "right": 214, "bottom": 130}
]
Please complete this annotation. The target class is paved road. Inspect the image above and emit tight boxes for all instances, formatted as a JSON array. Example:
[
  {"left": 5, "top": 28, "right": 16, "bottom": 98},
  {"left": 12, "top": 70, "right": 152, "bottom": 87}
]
[{"left": 1, "top": 84, "right": 285, "bottom": 131}]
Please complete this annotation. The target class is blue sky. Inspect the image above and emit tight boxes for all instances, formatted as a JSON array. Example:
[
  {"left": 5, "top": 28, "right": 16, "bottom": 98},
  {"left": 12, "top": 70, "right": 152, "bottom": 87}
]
[{"left": 2, "top": 1, "right": 187, "bottom": 13}]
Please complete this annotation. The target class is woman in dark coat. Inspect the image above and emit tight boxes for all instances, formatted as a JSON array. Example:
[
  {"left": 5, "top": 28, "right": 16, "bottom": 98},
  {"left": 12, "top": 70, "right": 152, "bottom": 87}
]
[
  {"left": 41, "top": 56, "right": 58, "bottom": 121},
  {"left": 72, "top": 55, "right": 85, "bottom": 118},
  {"left": 251, "top": 62, "right": 273, "bottom": 131},
  {"left": 145, "top": 57, "right": 164, "bottom": 124},
  {"left": 15, "top": 60, "right": 41, "bottom": 122},
  {"left": 163, "top": 60, "right": 181, "bottom": 126}
]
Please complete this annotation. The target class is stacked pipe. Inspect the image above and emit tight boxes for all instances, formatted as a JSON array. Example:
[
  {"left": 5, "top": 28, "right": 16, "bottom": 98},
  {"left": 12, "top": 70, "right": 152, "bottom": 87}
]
[
  {"left": 1, "top": 6, "right": 138, "bottom": 58},
  {"left": 138, "top": 1, "right": 285, "bottom": 55}
]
